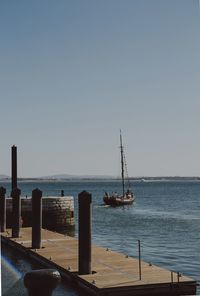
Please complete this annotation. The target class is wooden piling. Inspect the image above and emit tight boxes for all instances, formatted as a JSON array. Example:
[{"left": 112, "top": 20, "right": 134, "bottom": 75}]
[
  {"left": 11, "top": 145, "right": 17, "bottom": 190},
  {"left": 0, "top": 187, "right": 6, "bottom": 232},
  {"left": 11, "top": 187, "right": 21, "bottom": 238},
  {"left": 78, "top": 191, "right": 92, "bottom": 275},
  {"left": 32, "top": 188, "right": 42, "bottom": 249},
  {"left": 138, "top": 239, "right": 142, "bottom": 280}
]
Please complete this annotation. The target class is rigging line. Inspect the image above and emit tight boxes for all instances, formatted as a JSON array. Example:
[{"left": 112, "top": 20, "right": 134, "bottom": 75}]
[
  {"left": 123, "top": 147, "right": 131, "bottom": 189},
  {"left": 120, "top": 130, "right": 125, "bottom": 196}
]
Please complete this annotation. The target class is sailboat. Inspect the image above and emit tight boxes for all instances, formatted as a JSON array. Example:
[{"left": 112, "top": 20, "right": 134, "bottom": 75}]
[{"left": 103, "top": 131, "right": 135, "bottom": 206}]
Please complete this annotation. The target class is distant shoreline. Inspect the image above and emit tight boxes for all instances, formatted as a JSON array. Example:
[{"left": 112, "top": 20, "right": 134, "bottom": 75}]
[{"left": 1, "top": 176, "right": 200, "bottom": 182}]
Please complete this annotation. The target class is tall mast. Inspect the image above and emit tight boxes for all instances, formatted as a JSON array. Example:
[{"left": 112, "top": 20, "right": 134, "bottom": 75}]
[{"left": 120, "top": 130, "right": 125, "bottom": 197}]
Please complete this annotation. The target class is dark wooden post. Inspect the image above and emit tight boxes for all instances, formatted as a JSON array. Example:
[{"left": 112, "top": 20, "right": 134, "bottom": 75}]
[
  {"left": 12, "top": 187, "right": 21, "bottom": 238},
  {"left": 78, "top": 191, "right": 92, "bottom": 275},
  {"left": 24, "top": 269, "right": 61, "bottom": 296},
  {"left": 138, "top": 239, "right": 142, "bottom": 280},
  {"left": 11, "top": 145, "right": 17, "bottom": 190},
  {"left": 0, "top": 187, "right": 6, "bottom": 232},
  {"left": 32, "top": 188, "right": 42, "bottom": 249}
]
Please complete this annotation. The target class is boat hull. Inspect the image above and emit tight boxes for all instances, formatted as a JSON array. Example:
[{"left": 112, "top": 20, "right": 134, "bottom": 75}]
[{"left": 103, "top": 195, "right": 135, "bottom": 206}]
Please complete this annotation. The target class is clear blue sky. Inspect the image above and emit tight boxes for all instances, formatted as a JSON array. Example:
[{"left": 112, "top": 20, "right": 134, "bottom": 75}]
[{"left": 1, "top": 0, "right": 200, "bottom": 177}]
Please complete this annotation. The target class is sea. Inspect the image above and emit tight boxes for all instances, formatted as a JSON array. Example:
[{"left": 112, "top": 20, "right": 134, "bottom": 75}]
[{"left": 1, "top": 179, "right": 200, "bottom": 295}]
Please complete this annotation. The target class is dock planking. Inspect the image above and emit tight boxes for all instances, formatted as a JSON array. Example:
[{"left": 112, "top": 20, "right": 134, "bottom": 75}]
[{"left": 1, "top": 227, "right": 196, "bottom": 296}]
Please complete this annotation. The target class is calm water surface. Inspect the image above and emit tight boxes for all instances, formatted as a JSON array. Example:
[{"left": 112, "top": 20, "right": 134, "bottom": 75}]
[{"left": 1, "top": 180, "right": 200, "bottom": 295}]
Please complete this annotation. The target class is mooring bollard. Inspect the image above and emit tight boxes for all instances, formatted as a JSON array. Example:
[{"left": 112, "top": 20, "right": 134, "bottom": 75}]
[
  {"left": 0, "top": 187, "right": 6, "bottom": 232},
  {"left": 11, "top": 145, "right": 17, "bottom": 191},
  {"left": 24, "top": 269, "right": 61, "bottom": 296},
  {"left": 32, "top": 188, "right": 42, "bottom": 249},
  {"left": 78, "top": 191, "right": 92, "bottom": 275},
  {"left": 12, "top": 187, "right": 21, "bottom": 238}
]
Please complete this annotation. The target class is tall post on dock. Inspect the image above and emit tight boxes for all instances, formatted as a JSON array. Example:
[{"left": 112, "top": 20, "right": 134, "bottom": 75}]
[
  {"left": 138, "top": 240, "right": 142, "bottom": 280},
  {"left": 11, "top": 145, "right": 17, "bottom": 190},
  {"left": 12, "top": 187, "right": 21, "bottom": 238},
  {"left": 78, "top": 191, "right": 92, "bottom": 275},
  {"left": 0, "top": 187, "right": 6, "bottom": 232},
  {"left": 32, "top": 188, "right": 42, "bottom": 249}
]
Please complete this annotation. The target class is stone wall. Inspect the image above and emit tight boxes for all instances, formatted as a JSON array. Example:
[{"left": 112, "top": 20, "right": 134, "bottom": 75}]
[{"left": 6, "top": 196, "right": 75, "bottom": 234}]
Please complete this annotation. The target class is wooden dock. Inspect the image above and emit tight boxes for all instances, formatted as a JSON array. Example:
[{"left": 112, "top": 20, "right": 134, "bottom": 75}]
[{"left": 1, "top": 228, "right": 197, "bottom": 296}]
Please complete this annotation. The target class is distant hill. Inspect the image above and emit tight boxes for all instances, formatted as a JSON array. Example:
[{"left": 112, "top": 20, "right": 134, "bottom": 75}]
[
  {"left": 37, "top": 175, "right": 200, "bottom": 181},
  {"left": 0, "top": 175, "right": 10, "bottom": 180},
  {"left": 130, "top": 176, "right": 200, "bottom": 181},
  {"left": 40, "top": 174, "right": 114, "bottom": 180},
  {"left": 1, "top": 174, "right": 200, "bottom": 181},
  {"left": 0, "top": 173, "right": 114, "bottom": 181}
]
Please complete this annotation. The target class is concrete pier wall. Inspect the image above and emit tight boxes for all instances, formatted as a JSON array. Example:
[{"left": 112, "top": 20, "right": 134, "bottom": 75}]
[{"left": 6, "top": 196, "right": 74, "bottom": 233}]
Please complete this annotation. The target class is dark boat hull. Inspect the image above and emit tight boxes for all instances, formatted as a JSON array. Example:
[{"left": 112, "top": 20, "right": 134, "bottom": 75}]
[{"left": 103, "top": 195, "right": 135, "bottom": 206}]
